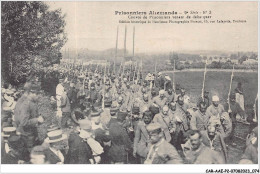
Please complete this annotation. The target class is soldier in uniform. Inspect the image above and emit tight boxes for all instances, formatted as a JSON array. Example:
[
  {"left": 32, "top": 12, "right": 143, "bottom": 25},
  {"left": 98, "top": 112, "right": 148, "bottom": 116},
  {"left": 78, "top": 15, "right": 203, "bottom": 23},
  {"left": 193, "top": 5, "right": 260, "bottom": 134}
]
[
  {"left": 144, "top": 123, "right": 182, "bottom": 164},
  {"left": 133, "top": 111, "right": 153, "bottom": 164},
  {"left": 184, "top": 130, "right": 223, "bottom": 164},
  {"left": 139, "top": 93, "right": 151, "bottom": 115},
  {"left": 190, "top": 101, "right": 210, "bottom": 131},
  {"left": 163, "top": 75, "right": 173, "bottom": 92},
  {"left": 14, "top": 84, "right": 44, "bottom": 151},
  {"left": 197, "top": 90, "right": 210, "bottom": 108},
  {"left": 153, "top": 105, "right": 173, "bottom": 142},
  {"left": 224, "top": 93, "right": 245, "bottom": 146},
  {"left": 219, "top": 112, "right": 232, "bottom": 141},
  {"left": 152, "top": 90, "right": 167, "bottom": 110},
  {"left": 89, "top": 82, "right": 101, "bottom": 111},
  {"left": 172, "top": 95, "right": 190, "bottom": 151},
  {"left": 165, "top": 88, "right": 175, "bottom": 104},
  {"left": 206, "top": 95, "right": 225, "bottom": 120},
  {"left": 200, "top": 125, "right": 227, "bottom": 163}
]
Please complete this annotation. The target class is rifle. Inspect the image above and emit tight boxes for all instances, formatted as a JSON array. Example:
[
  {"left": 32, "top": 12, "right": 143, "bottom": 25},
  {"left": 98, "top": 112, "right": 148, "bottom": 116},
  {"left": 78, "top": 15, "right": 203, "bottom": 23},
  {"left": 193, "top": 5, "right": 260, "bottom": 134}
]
[
  {"left": 102, "top": 64, "right": 107, "bottom": 109},
  {"left": 227, "top": 65, "right": 235, "bottom": 112},
  {"left": 253, "top": 93, "right": 258, "bottom": 122},
  {"left": 201, "top": 59, "right": 208, "bottom": 102}
]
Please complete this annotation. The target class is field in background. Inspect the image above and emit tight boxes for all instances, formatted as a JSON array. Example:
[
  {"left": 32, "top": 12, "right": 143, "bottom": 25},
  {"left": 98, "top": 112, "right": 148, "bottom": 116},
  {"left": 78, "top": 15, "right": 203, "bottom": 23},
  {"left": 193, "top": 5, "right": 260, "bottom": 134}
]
[{"left": 164, "top": 71, "right": 258, "bottom": 114}]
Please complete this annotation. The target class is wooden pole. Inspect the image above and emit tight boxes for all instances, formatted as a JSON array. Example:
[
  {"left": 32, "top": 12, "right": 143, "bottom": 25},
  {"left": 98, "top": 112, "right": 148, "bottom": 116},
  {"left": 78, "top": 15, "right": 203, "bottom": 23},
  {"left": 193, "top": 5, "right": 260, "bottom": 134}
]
[
  {"left": 114, "top": 26, "right": 119, "bottom": 74},
  {"left": 133, "top": 26, "right": 135, "bottom": 58},
  {"left": 124, "top": 25, "right": 127, "bottom": 58},
  {"left": 155, "top": 59, "right": 157, "bottom": 74}
]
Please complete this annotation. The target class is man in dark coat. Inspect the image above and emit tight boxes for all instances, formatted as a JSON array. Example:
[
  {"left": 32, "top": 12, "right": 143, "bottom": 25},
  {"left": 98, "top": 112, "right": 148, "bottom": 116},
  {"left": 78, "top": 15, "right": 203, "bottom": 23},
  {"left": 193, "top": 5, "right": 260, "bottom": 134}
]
[
  {"left": 14, "top": 84, "right": 44, "bottom": 151},
  {"left": 108, "top": 111, "right": 132, "bottom": 164},
  {"left": 1, "top": 134, "right": 30, "bottom": 164},
  {"left": 44, "top": 130, "right": 67, "bottom": 164},
  {"left": 67, "top": 82, "right": 77, "bottom": 111},
  {"left": 65, "top": 119, "right": 94, "bottom": 164}
]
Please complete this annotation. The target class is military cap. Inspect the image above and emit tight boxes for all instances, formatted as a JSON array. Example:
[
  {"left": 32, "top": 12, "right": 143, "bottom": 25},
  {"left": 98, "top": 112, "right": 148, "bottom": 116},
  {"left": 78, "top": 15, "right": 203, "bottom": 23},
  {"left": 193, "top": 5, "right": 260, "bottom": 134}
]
[
  {"left": 146, "top": 123, "right": 162, "bottom": 133},
  {"left": 212, "top": 95, "right": 220, "bottom": 102}
]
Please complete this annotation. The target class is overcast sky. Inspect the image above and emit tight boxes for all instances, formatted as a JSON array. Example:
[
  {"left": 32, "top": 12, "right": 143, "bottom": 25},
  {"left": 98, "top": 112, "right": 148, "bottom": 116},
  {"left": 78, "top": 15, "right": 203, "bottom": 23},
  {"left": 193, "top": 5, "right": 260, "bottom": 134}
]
[{"left": 47, "top": 1, "right": 258, "bottom": 53}]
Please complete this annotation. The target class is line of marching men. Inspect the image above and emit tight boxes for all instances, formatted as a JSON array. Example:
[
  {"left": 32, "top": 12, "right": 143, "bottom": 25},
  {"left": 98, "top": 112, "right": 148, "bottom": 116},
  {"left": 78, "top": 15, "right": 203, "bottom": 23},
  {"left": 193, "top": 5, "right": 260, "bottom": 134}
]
[{"left": 1, "top": 68, "right": 258, "bottom": 164}]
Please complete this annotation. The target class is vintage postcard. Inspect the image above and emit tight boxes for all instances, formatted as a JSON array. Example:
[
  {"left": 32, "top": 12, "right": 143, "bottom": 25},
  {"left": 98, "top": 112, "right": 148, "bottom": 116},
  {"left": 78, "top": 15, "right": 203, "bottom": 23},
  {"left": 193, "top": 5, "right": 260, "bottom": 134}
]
[{"left": 1, "top": 1, "right": 258, "bottom": 173}]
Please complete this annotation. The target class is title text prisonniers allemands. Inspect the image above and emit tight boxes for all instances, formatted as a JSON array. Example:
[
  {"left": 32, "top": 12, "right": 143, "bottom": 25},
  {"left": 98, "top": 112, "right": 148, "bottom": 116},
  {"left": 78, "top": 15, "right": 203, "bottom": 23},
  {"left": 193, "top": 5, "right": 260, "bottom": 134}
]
[{"left": 115, "top": 11, "right": 178, "bottom": 15}]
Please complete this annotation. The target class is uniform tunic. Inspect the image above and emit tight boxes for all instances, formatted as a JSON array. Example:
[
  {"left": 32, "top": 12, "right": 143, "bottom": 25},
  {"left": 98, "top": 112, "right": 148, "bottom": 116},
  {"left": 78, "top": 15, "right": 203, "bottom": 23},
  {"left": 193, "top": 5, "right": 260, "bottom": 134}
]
[
  {"left": 145, "top": 139, "right": 182, "bottom": 164},
  {"left": 190, "top": 110, "right": 210, "bottom": 131}
]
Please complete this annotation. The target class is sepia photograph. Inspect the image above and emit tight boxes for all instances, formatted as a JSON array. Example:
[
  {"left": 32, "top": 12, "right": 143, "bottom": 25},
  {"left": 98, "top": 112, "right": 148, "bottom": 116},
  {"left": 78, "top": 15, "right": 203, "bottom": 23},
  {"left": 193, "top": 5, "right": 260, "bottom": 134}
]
[{"left": 1, "top": 1, "right": 259, "bottom": 173}]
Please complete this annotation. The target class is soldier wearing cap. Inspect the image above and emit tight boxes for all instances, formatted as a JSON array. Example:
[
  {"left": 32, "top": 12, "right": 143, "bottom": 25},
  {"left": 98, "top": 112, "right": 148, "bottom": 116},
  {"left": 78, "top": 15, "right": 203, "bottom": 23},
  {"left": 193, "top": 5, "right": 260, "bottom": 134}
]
[
  {"left": 144, "top": 123, "right": 182, "bottom": 164},
  {"left": 174, "top": 95, "right": 190, "bottom": 131},
  {"left": 176, "top": 87, "right": 191, "bottom": 107},
  {"left": 14, "top": 83, "right": 44, "bottom": 151},
  {"left": 171, "top": 95, "right": 190, "bottom": 151},
  {"left": 190, "top": 101, "right": 210, "bottom": 131},
  {"left": 165, "top": 88, "right": 175, "bottom": 104},
  {"left": 139, "top": 93, "right": 151, "bottom": 115},
  {"left": 206, "top": 95, "right": 225, "bottom": 120},
  {"left": 133, "top": 111, "right": 153, "bottom": 163},
  {"left": 89, "top": 82, "right": 101, "bottom": 110},
  {"left": 197, "top": 90, "right": 210, "bottom": 108},
  {"left": 153, "top": 105, "right": 173, "bottom": 142},
  {"left": 152, "top": 90, "right": 167, "bottom": 110},
  {"left": 156, "top": 72, "right": 165, "bottom": 90}
]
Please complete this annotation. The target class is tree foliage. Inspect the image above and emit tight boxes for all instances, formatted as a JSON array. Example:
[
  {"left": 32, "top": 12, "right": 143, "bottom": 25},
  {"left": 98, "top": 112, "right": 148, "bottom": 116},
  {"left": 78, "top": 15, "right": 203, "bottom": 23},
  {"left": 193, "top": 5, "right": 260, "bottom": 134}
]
[{"left": 2, "top": 1, "right": 67, "bottom": 86}]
